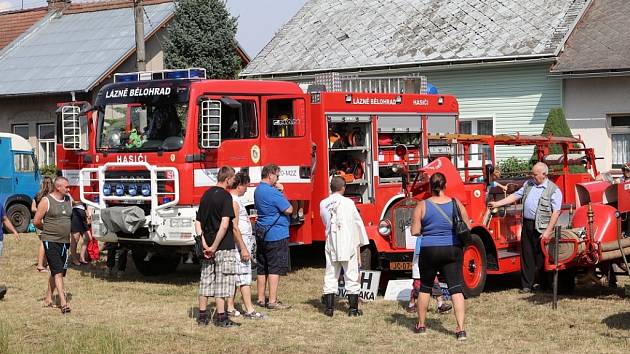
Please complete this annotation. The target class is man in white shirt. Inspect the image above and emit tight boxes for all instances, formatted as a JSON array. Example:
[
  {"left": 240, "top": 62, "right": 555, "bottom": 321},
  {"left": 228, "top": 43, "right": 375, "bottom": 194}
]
[{"left": 319, "top": 176, "right": 369, "bottom": 317}]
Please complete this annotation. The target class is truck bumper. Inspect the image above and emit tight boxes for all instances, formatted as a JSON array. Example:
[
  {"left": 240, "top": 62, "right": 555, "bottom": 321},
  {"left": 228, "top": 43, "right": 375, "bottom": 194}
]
[{"left": 91, "top": 206, "right": 197, "bottom": 246}]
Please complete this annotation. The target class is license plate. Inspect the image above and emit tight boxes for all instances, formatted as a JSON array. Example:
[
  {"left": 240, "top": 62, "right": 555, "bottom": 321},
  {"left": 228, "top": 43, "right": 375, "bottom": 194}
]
[{"left": 390, "top": 261, "right": 412, "bottom": 271}]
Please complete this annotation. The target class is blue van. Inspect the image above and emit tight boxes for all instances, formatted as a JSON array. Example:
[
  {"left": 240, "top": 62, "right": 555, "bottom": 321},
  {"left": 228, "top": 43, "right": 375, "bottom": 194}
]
[{"left": 0, "top": 133, "right": 41, "bottom": 232}]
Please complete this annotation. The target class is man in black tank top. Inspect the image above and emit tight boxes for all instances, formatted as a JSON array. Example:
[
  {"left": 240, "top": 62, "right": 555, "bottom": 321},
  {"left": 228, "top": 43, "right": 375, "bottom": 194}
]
[{"left": 33, "top": 177, "right": 72, "bottom": 314}]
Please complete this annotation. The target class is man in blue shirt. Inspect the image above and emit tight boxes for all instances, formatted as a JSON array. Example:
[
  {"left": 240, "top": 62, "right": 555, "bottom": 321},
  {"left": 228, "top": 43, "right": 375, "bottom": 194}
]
[
  {"left": 0, "top": 204, "right": 22, "bottom": 300},
  {"left": 489, "top": 162, "right": 563, "bottom": 293},
  {"left": 254, "top": 164, "right": 293, "bottom": 310}
]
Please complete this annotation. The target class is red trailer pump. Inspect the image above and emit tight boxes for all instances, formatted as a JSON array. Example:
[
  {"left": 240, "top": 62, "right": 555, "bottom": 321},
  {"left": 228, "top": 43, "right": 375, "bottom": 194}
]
[{"left": 56, "top": 69, "right": 460, "bottom": 276}]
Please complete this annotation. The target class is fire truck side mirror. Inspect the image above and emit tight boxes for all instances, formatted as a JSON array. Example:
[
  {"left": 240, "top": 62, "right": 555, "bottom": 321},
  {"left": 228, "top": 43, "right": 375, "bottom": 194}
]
[
  {"left": 60, "top": 105, "right": 83, "bottom": 150},
  {"left": 199, "top": 98, "right": 221, "bottom": 149}
]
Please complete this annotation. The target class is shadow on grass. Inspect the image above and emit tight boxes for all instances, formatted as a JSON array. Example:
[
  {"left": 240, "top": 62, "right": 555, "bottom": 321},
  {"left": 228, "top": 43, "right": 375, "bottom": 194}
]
[
  {"left": 73, "top": 259, "right": 199, "bottom": 286},
  {"left": 303, "top": 297, "right": 349, "bottom": 314},
  {"left": 387, "top": 313, "right": 452, "bottom": 335},
  {"left": 602, "top": 312, "right": 630, "bottom": 330},
  {"left": 522, "top": 283, "right": 626, "bottom": 305}
]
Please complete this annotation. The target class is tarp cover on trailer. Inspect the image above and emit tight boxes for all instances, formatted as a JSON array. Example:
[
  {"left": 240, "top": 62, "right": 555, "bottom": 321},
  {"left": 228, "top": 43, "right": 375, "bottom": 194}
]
[{"left": 100, "top": 206, "right": 145, "bottom": 234}]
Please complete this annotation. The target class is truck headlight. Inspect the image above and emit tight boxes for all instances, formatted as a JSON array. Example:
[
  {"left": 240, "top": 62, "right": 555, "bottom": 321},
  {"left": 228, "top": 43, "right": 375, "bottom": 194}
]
[
  {"left": 141, "top": 183, "right": 151, "bottom": 196},
  {"left": 378, "top": 219, "right": 392, "bottom": 236},
  {"left": 103, "top": 183, "right": 111, "bottom": 196},
  {"left": 115, "top": 183, "right": 125, "bottom": 196}
]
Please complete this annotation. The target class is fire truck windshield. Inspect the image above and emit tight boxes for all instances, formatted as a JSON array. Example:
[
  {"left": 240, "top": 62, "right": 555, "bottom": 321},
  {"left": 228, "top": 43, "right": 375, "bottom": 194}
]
[{"left": 97, "top": 102, "right": 188, "bottom": 152}]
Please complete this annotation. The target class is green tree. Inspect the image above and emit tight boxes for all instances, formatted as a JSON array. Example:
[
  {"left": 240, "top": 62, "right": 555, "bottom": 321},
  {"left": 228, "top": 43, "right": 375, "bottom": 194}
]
[
  {"left": 533, "top": 107, "right": 585, "bottom": 172},
  {"left": 163, "top": 0, "right": 241, "bottom": 79}
]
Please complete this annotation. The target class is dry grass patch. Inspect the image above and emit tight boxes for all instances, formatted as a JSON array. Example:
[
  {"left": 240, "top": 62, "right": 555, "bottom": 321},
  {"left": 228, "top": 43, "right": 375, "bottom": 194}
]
[{"left": 0, "top": 236, "right": 628, "bottom": 353}]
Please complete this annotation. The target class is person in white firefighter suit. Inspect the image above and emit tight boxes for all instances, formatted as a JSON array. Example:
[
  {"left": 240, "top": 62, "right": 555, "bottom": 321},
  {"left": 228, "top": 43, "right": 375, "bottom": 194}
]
[{"left": 319, "top": 176, "right": 369, "bottom": 317}]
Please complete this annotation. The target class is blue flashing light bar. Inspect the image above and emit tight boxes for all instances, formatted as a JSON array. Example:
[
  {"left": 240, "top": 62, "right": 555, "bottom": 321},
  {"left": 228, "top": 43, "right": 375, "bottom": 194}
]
[{"left": 114, "top": 68, "right": 207, "bottom": 83}]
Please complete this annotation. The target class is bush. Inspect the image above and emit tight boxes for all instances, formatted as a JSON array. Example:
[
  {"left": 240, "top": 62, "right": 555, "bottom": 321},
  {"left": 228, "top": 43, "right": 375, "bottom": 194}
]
[
  {"left": 498, "top": 157, "right": 531, "bottom": 178},
  {"left": 39, "top": 164, "right": 58, "bottom": 177}
]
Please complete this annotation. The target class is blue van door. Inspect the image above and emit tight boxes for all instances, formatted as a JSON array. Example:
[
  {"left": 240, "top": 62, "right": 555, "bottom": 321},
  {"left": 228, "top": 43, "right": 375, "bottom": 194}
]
[
  {"left": 0, "top": 138, "right": 13, "bottom": 197},
  {"left": 7, "top": 151, "right": 40, "bottom": 232}
]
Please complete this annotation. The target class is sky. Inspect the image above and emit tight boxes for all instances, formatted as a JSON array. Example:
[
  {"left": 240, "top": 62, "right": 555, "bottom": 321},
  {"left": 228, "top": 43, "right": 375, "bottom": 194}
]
[{"left": 0, "top": 0, "right": 308, "bottom": 58}]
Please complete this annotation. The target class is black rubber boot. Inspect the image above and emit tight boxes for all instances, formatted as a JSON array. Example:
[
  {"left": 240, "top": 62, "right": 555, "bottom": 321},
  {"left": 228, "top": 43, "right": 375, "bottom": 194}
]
[
  {"left": 323, "top": 293, "right": 334, "bottom": 317},
  {"left": 347, "top": 294, "right": 363, "bottom": 316}
]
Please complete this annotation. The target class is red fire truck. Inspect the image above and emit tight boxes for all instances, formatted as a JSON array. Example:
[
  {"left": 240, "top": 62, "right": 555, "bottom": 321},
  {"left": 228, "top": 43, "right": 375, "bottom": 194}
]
[
  {"left": 382, "top": 133, "right": 630, "bottom": 296},
  {"left": 56, "top": 68, "right": 461, "bottom": 275}
]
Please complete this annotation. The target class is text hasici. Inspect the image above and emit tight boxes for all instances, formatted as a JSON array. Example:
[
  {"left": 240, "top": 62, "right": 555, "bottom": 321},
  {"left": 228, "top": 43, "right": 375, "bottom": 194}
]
[{"left": 105, "top": 87, "right": 172, "bottom": 99}]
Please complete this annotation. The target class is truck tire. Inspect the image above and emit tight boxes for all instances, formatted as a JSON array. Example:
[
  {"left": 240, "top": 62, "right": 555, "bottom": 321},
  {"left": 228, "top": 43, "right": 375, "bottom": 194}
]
[
  {"left": 7, "top": 203, "right": 30, "bottom": 233},
  {"left": 131, "top": 248, "right": 180, "bottom": 276},
  {"left": 462, "top": 234, "right": 487, "bottom": 298},
  {"left": 360, "top": 245, "right": 374, "bottom": 270}
]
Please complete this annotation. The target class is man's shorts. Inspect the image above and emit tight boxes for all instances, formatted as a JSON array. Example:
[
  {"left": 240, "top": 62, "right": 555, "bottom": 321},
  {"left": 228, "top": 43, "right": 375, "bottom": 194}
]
[
  {"left": 71, "top": 208, "right": 88, "bottom": 233},
  {"left": 256, "top": 237, "right": 289, "bottom": 276},
  {"left": 43, "top": 241, "right": 70, "bottom": 276},
  {"left": 198, "top": 249, "right": 239, "bottom": 298}
]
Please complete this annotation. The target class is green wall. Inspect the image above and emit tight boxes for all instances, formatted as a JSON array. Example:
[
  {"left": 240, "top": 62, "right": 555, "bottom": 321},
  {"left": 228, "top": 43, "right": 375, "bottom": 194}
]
[{"left": 424, "top": 64, "right": 562, "bottom": 161}]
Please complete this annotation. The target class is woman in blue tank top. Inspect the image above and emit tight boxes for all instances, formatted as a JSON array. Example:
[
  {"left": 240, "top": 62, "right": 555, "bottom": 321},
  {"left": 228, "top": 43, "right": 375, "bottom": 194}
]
[{"left": 410, "top": 172, "right": 471, "bottom": 340}]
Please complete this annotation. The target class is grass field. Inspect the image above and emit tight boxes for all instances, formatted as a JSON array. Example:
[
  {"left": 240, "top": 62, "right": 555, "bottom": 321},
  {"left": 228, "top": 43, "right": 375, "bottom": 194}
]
[{"left": 0, "top": 235, "right": 628, "bottom": 354}]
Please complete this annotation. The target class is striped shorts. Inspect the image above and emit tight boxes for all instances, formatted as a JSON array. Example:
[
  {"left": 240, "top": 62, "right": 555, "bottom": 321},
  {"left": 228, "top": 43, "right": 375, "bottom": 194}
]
[{"left": 198, "top": 249, "right": 239, "bottom": 298}]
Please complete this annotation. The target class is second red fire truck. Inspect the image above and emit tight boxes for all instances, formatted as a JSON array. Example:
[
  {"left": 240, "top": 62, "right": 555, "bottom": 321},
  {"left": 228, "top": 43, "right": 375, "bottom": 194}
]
[{"left": 56, "top": 69, "right": 460, "bottom": 275}]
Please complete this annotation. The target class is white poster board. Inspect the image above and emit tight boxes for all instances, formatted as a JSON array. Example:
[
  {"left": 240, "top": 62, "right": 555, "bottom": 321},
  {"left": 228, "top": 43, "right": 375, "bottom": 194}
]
[
  {"left": 404, "top": 226, "right": 416, "bottom": 250},
  {"left": 383, "top": 279, "right": 413, "bottom": 301},
  {"left": 338, "top": 270, "right": 381, "bottom": 302}
]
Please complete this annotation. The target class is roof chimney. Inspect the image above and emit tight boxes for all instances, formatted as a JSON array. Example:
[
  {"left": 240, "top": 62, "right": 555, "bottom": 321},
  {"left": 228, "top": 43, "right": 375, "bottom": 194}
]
[{"left": 47, "top": 0, "right": 71, "bottom": 12}]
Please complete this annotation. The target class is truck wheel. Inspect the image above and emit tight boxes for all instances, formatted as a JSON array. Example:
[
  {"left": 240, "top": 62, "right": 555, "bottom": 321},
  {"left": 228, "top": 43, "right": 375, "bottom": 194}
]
[
  {"left": 131, "top": 248, "right": 180, "bottom": 276},
  {"left": 360, "top": 246, "right": 374, "bottom": 270},
  {"left": 462, "top": 234, "right": 487, "bottom": 298},
  {"left": 7, "top": 203, "right": 30, "bottom": 233}
]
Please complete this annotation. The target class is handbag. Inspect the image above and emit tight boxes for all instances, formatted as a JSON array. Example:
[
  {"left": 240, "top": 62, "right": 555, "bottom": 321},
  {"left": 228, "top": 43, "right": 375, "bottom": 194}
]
[
  {"left": 87, "top": 237, "right": 100, "bottom": 261},
  {"left": 193, "top": 234, "right": 205, "bottom": 259},
  {"left": 254, "top": 213, "right": 281, "bottom": 242},
  {"left": 452, "top": 199, "right": 472, "bottom": 245}
]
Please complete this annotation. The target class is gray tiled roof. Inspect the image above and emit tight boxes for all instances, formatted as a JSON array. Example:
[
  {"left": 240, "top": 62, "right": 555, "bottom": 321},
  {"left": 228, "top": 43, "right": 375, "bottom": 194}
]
[
  {"left": 552, "top": 0, "right": 630, "bottom": 73},
  {"left": 241, "top": 0, "right": 588, "bottom": 77},
  {"left": 0, "top": 2, "right": 173, "bottom": 96}
]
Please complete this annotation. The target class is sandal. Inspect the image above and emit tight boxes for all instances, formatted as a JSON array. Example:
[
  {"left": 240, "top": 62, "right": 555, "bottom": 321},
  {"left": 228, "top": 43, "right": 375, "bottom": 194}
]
[
  {"left": 406, "top": 303, "right": 417, "bottom": 313},
  {"left": 226, "top": 309, "right": 241, "bottom": 317},
  {"left": 60, "top": 305, "right": 71, "bottom": 314},
  {"left": 243, "top": 310, "right": 266, "bottom": 320},
  {"left": 42, "top": 301, "right": 59, "bottom": 309},
  {"left": 256, "top": 300, "right": 266, "bottom": 307},
  {"left": 414, "top": 323, "right": 427, "bottom": 335}
]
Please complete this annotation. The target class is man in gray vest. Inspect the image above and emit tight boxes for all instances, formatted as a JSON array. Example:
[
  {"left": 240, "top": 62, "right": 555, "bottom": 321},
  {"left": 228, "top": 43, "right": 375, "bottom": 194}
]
[{"left": 489, "top": 162, "right": 562, "bottom": 293}]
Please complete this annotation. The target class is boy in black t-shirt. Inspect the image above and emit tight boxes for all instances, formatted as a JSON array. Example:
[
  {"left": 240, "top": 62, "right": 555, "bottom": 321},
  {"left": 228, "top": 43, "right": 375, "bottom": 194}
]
[{"left": 196, "top": 166, "right": 249, "bottom": 327}]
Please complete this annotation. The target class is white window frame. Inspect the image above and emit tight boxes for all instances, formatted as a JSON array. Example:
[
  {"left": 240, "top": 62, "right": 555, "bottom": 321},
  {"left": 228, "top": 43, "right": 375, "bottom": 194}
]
[
  {"left": 458, "top": 116, "right": 495, "bottom": 168},
  {"left": 37, "top": 123, "right": 56, "bottom": 167},
  {"left": 608, "top": 114, "right": 630, "bottom": 168}
]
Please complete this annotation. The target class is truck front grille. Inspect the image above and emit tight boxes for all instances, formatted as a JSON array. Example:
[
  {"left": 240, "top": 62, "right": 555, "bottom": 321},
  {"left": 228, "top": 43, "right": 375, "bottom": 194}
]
[{"left": 391, "top": 199, "right": 417, "bottom": 249}]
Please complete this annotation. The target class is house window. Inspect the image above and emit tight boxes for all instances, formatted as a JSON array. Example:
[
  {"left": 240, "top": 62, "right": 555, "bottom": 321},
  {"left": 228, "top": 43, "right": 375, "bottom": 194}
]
[
  {"left": 12, "top": 124, "right": 29, "bottom": 140},
  {"left": 38, "top": 123, "right": 55, "bottom": 167},
  {"left": 459, "top": 118, "right": 494, "bottom": 164},
  {"left": 610, "top": 115, "right": 630, "bottom": 168}
]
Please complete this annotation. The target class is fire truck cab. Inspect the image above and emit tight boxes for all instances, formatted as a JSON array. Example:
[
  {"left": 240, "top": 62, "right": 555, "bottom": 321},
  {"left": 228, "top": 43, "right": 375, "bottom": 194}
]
[{"left": 57, "top": 69, "right": 460, "bottom": 276}]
